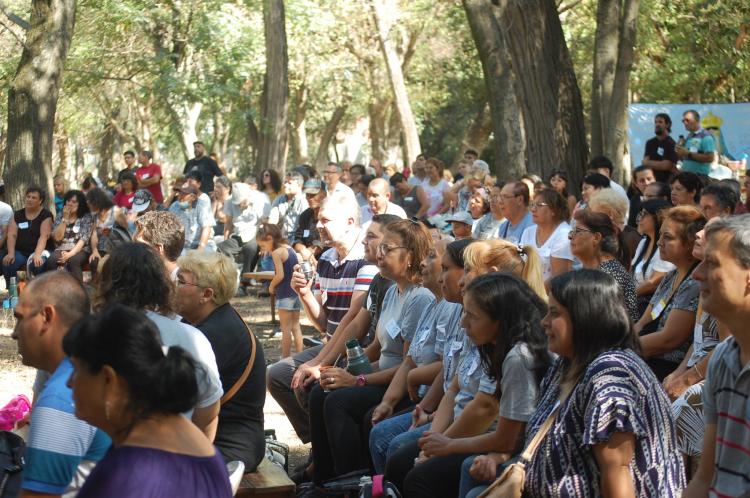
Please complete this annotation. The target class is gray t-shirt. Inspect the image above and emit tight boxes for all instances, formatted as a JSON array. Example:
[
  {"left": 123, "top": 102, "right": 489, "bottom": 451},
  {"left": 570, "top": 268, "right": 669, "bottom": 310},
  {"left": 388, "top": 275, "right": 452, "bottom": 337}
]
[
  {"left": 499, "top": 343, "right": 540, "bottom": 422},
  {"left": 648, "top": 270, "right": 700, "bottom": 364},
  {"left": 376, "top": 284, "right": 435, "bottom": 371}
]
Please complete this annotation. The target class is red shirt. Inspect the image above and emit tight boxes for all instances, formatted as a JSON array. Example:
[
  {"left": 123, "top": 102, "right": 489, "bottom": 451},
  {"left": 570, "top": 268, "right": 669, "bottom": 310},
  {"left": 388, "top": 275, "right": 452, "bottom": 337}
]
[
  {"left": 113, "top": 190, "right": 135, "bottom": 209},
  {"left": 135, "top": 163, "right": 164, "bottom": 203}
]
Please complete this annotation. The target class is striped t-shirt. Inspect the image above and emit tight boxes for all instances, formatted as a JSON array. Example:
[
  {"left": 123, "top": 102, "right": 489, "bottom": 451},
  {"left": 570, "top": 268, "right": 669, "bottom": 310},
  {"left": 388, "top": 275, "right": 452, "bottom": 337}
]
[
  {"left": 703, "top": 337, "right": 750, "bottom": 497},
  {"left": 313, "top": 239, "right": 377, "bottom": 336},
  {"left": 24, "top": 358, "right": 111, "bottom": 496}
]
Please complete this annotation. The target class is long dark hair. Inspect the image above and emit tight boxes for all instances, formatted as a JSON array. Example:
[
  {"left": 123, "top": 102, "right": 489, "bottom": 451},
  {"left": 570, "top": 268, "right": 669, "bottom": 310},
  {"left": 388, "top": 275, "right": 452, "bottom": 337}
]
[
  {"left": 549, "top": 170, "right": 571, "bottom": 198},
  {"left": 574, "top": 209, "right": 631, "bottom": 270},
  {"left": 259, "top": 169, "right": 282, "bottom": 193},
  {"left": 632, "top": 199, "right": 671, "bottom": 278},
  {"left": 63, "top": 190, "right": 90, "bottom": 219},
  {"left": 465, "top": 273, "right": 550, "bottom": 398},
  {"left": 445, "top": 238, "right": 473, "bottom": 268},
  {"left": 95, "top": 242, "right": 174, "bottom": 314},
  {"left": 86, "top": 187, "right": 114, "bottom": 211},
  {"left": 63, "top": 305, "right": 198, "bottom": 423},
  {"left": 549, "top": 269, "right": 638, "bottom": 381}
]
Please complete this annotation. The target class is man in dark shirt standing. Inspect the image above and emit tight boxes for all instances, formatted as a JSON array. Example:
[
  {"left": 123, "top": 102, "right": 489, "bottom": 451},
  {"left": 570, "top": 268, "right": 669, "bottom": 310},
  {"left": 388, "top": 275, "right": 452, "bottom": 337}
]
[
  {"left": 642, "top": 113, "right": 678, "bottom": 183},
  {"left": 183, "top": 141, "right": 225, "bottom": 195}
]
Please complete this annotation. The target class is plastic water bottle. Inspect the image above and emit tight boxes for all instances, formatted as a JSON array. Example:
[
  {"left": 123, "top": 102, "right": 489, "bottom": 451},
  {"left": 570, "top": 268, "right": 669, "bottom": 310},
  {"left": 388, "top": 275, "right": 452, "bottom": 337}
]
[
  {"left": 345, "top": 339, "right": 373, "bottom": 375},
  {"left": 9, "top": 277, "right": 18, "bottom": 309}
]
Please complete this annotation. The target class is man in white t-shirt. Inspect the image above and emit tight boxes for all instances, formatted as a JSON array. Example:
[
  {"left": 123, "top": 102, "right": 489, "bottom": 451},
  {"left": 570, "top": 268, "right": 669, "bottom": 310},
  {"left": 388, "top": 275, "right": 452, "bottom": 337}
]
[
  {"left": 360, "top": 178, "right": 407, "bottom": 225},
  {"left": 217, "top": 182, "right": 270, "bottom": 276}
]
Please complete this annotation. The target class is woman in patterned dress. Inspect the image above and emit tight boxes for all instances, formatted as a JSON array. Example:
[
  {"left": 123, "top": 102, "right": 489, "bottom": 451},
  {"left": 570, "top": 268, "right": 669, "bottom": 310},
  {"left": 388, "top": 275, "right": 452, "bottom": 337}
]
[{"left": 523, "top": 269, "right": 685, "bottom": 497}]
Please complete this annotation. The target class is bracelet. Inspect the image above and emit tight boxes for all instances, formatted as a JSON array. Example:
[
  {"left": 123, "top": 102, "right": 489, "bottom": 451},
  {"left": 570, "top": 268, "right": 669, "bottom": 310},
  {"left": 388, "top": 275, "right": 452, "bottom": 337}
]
[{"left": 693, "top": 364, "right": 704, "bottom": 380}]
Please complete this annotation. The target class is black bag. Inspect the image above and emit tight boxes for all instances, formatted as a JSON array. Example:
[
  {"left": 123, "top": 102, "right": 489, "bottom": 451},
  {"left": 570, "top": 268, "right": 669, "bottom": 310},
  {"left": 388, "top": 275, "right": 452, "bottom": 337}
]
[
  {"left": 0, "top": 431, "right": 25, "bottom": 498},
  {"left": 99, "top": 225, "right": 132, "bottom": 254},
  {"left": 321, "top": 469, "right": 372, "bottom": 497}
]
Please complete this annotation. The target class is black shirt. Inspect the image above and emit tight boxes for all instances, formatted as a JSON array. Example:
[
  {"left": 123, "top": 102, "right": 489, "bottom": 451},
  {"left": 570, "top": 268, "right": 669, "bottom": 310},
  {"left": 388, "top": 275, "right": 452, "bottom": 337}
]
[
  {"left": 292, "top": 207, "right": 321, "bottom": 247},
  {"left": 644, "top": 135, "right": 678, "bottom": 183},
  {"left": 193, "top": 303, "right": 265, "bottom": 465},
  {"left": 14, "top": 208, "right": 54, "bottom": 254},
  {"left": 183, "top": 156, "right": 222, "bottom": 193}
]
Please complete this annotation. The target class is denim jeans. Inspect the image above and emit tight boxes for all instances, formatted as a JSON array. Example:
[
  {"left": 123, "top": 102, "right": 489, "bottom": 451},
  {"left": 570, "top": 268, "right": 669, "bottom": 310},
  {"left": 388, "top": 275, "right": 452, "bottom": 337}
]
[
  {"left": 369, "top": 411, "right": 431, "bottom": 474},
  {"left": 459, "top": 454, "right": 519, "bottom": 498},
  {"left": 0, "top": 249, "right": 47, "bottom": 288}
]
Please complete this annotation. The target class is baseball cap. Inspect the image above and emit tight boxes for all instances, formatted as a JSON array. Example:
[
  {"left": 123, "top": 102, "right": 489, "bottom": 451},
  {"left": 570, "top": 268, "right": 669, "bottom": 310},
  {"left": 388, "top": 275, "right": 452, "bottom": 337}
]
[
  {"left": 302, "top": 179, "right": 323, "bottom": 195},
  {"left": 131, "top": 189, "right": 153, "bottom": 213},
  {"left": 473, "top": 160, "right": 490, "bottom": 174},
  {"left": 231, "top": 183, "right": 252, "bottom": 205},
  {"left": 445, "top": 210, "right": 474, "bottom": 225}
]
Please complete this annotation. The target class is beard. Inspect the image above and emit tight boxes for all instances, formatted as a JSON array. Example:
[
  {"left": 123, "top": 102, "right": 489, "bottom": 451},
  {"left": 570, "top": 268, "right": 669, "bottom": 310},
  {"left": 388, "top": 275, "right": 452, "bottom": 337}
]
[{"left": 655, "top": 126, "right": 665, "bottom": 136}]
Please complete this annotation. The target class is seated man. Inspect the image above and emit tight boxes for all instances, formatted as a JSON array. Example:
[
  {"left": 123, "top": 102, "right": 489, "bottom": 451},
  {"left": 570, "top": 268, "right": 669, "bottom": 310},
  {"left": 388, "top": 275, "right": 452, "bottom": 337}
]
[
  {"left": 133, "top": 211, "right": 186, "bottom": 281},
  {"left": 360, "top": 178, "right": 407, "bottom": 226},
  {"left": 168, "top": 184, "right": 215, "bottom": 252},
  {"left": 291, "top": 179, "right": 327, "bottom": 262},
  {"left": 12, "top": 272, "right": 111, "bottom": 497},
  {"left": 268, "top": 172, "right": 308, "bottom": 240},
  {"left": 217, "top": 183, "right": 270, "bottom": 278}
]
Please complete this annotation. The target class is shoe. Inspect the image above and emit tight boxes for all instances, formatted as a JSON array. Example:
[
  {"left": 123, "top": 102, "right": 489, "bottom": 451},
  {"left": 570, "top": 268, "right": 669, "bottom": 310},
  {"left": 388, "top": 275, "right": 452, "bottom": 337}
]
[{"left": 303, "top": 337, "right": 324, "bottom": 348}]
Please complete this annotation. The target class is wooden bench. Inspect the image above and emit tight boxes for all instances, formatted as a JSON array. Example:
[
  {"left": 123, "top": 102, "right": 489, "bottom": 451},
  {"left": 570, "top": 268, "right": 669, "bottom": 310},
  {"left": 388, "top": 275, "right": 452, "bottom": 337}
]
[
  {"left": 235, "top": 459, "right": 295, "bottom": 498},
  {"left": 242, "top": 271, "right": 277, "bottom": 325}
]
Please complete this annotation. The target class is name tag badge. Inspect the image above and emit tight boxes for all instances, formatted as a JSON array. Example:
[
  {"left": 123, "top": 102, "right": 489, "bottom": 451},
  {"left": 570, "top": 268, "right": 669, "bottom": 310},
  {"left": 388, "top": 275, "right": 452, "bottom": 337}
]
[
  {"left": 450, "top": 340, "right": 463, "bottom": 354},
  {"left": 468, "top": 355, "right": 480, "bottom": 376},
  {"left": 142, "top": 173, "right": 151, "bottom": 179},
  {"left": 303, "top": 230, "right": 310, "bottom": 237},
  {"left": 656, "top": 147, "right": 664, "bottom": 156},
  {"left": 72, "top": 225, "right": 80, "bottom": 234},
  {"left": 404, "top": 197, "right": 414, "bottom": 202},
  {"left": 689, "top": 146, "right": 699, "bottom": 154},
  {"left": 386, "top": 320, "right": 401, "bottom": 339},
  {"left": 693, "top": 319, "right": 704, "bottom": 347},
  {"left": 18, "top": 222, "right": 29, "bottom": 229},
  {"left": 650, "top": 299, "right": 667, "bottom": 321}
]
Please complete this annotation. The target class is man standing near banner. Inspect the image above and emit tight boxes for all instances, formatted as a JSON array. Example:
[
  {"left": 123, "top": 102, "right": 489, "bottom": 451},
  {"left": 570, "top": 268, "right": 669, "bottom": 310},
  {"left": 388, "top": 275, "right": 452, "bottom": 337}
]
[
  {"left": 642, "top": 113, "right": 679, "bottom": 183},
  {"left": 676, "top": 109, "right": 716, "bottom": 177}
]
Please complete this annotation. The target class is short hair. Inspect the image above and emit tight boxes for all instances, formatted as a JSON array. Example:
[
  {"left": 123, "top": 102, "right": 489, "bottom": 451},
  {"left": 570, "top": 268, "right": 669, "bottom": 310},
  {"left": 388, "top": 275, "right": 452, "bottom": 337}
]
[
  {"left": 177, "top": 251, "right": 238, "bottom": 306},
  {"left": 286, "top": 171, "right": 304, "bottom": 186},
  {"left": 662, "top": 205, "right": 706, "bottom": 246},
  {"left": 140, "top": 150, "right": 153, "bottom": 160},
  {"left": 350, "top": 164, "right": 366, "bottom": 176},
  {"left": 62, "top": 190, "right": 90, "bottom": 219},
  {"left": 389, "top": 173, "right": 406, "bottom": 187},
  {"left": 588, "top": 155, "right": 614, "bottom": 174},
  {"left": 95, "top": 242, "right": 174, "bottom": 314},
  {"left": 25, "top": 185, "right": 46, "bottom": 203},
  {"left": 583, "top": 172, "right": 611, "bottom": 189},
  {"left": 509, "top": 181, "right": 530, "bottom": 207},
  {"left": 357, "top": 174, "right": 374, "bottom": 189},
  {"left": 26, "top": 272, "right": 90, "bottom": 329},
  {"left": 684, "top": 109, "right": 700, "bottom": 122},
  {"left": 123, "top": 150, "right": 135, "bottom": 158},
  {"left": 671, "top": 171, "right": 703, "bottom": 201},
  {"left": 700, "top": 184, "right": 738, "bottom": 214},
  {"left": 549, "top": 269, "right": 638, "bottom": 381},
  {"left": 120, "top": 171, "right": 137, "bottom": 187},
  {"left": 86, "top": 188, "right": 114, "bottom": 211},
  {"left": 320, "top": 193, "right": 361, "bottom": 227},
  {"left": 655, "top": 112, "right": 672, "bottom": 132},
  {"left": 185, "top": 170, "right": 202, "bottom": 183},
  {"left": 464, "top": 148, "right": 478, "bottom": 158},
  {"left": 588, "top": 188, "right": 629, "bottom": 226},
  {"left": 705, "top": 214, "right": 750, "bottom": 268},
  {"left": 326, "top": 162, "right": 343, "bottom": 173},
  {"left": 534, "top": 188, "right": 570, "bottom": 223},
  {"left": 193, "top": 141, "right": 205, "bottom": 146},
  {"left": 215, "top": 175, "right": 232, "bottom": 191},
  {"left": 134, "top": 211, "right": 185, "bottom": 263},
  {"left": 382, "top": 219, "right": 433, "bottom": 282},
  {"left": 646, "top": 181, "right": 671, "bottom": 199},
  {"left": 371, "top": 213, "right": 402, "bottom": 227},
  {"left": 632, "top": 164, "right": 654, "bottom": 178},
  {"left": 63, "top": 305, "right": 198, "bottom": 418}
]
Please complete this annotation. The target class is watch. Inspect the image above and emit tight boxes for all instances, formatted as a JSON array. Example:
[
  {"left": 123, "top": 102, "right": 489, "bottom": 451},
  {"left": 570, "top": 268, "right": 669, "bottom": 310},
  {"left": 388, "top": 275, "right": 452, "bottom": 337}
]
[{"left": 356, "top": 374, "right": 367, "bottom": 387}]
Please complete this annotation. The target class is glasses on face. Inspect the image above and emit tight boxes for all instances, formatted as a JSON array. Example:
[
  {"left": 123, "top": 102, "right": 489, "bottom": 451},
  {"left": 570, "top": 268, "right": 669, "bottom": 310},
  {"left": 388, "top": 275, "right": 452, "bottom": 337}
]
[
  {"left": 529, "top": 201, "right": 549, "bottom": 210},
  {"left": 323, "top": 170, "right": 339, "bottom": 176},
  {"left": 377, "top": 244, "right": 407, "bottom": 256},
  {"left": 568, "top": 227, "right": 592, "bottom": 238},
  {"left": 176, "top": 275, "right": 201, "bottom": 288}
]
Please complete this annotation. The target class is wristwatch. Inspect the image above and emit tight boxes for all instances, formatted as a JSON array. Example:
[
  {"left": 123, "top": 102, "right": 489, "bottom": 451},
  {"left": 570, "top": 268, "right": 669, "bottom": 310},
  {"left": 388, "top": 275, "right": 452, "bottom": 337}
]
[{"left": 356, "top": 374, "right": 367, "bottom": 387}]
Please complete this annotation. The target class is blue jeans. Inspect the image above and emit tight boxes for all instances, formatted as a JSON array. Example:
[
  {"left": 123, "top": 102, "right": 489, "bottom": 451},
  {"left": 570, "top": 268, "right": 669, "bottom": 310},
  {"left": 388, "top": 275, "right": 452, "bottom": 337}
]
[
  {"left": 369, "top": 411, "right": 431, "bottom": 474},
  {"left": 459, "top": 454, "right": 519, "bottom": 498},
  {"left": 0, "top": 250, "right": 46, "bottom": 288}
]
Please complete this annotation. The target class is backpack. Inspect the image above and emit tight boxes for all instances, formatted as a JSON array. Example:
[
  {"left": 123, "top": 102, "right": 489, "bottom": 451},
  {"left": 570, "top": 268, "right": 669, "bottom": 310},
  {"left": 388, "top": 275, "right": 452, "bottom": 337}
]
[
  {"left": 100, "top": 225, "right": 133, "bottom": 254},
  {"left": 0, "top": 431, "right": 25, "bottom": 498}
]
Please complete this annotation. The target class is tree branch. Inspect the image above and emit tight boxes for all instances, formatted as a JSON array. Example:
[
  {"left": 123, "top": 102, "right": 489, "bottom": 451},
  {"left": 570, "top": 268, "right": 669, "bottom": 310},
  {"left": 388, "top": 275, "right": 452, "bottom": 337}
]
[
  {"left": 0, "top": 0, "right": 29, "bottom": 30},
  {"left": 558, "top": 0, "right": 584, "bottom": 14}
]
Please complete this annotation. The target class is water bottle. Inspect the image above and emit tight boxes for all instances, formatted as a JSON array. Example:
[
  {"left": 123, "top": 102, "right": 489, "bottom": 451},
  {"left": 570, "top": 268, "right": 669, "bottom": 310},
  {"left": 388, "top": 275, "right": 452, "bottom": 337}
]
[
  {"left": 299, "top": 260, "right": 315, "bottom": 282},
  {"left": 345, "top": 339, "right": 373, "bottom": 375},
  {"left": 9, "top": 277, "right": 18, "bottom": 308}
]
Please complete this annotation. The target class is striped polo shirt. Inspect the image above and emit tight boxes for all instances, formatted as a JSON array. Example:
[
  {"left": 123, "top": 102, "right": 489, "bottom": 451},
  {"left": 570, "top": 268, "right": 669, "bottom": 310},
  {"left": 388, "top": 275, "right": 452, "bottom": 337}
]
[
  {"left": 702, "top": 337, "right": 750, "bottom": 497},
  {"left": 313, "top": 234, "right": 377, "bottom": 337},
  {"left": 23, "top": 358, "right": 111, "bottom": 495}
]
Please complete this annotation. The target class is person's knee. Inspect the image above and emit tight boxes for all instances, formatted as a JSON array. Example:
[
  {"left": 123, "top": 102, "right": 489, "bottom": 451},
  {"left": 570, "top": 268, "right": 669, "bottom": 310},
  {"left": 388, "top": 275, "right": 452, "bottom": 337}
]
[{"left": 266, "top": 358, "right": 293, "bottom": 392}]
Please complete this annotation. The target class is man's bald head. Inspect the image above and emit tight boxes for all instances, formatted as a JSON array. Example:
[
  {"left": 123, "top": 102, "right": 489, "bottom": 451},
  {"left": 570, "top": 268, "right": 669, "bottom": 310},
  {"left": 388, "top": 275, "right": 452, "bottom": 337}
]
[
  {"left": 26, "top": 272, "right": 90, "bottom": 329},
  {"left": 366, "top": 178, "right": 392, "bottom": 215}
]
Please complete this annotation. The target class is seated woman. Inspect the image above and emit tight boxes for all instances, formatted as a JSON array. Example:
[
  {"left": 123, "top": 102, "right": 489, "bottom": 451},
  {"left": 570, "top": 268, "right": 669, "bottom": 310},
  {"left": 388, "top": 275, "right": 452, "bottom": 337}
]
[
  {"left": 45, "top": 189, "right": 93, "bottom": 281},
  {"left": 64, "top": 305, "right": 232, "bottom": 498},
  {"left": 670, "top": 171, "right": 702, "bottom": 207},
  {"left": 370, "top": 239, "right": 469, "bottom": 475},
  {"left": 113, "top": 171, "right": 137, "bottom": 209},
  {"left": 308, "top": 219, "right": 435, "bottom": 484},
  {"left": 470, "top": 188, "right": 502, "bottom": 240},
  {"left": 573, "top": 172, "right": 610, "bottom": 215},
  {"left": 548, "top": 170, "right": 577, "bottom": 218},
  {"left": 569, "top": 209, "right": 639, "bottom": 321},
  {"left": 521, "top": 269, "right": 685, "bottom": 497},
  {"left": 1, "top": 186, "right": 53, "bottom": 286},
  {"left": 404, "top": 273, "right": 551, "bottom": 498},
  {"left": 588, "top": 188, "right": 641, "bottom": 258},
  {"left": 520, "top": 187, "right": 574, "bottom": 281},
  {"left": 369, "top": 237, "right": 453, "bottom": 473},
  {"left": 630, "top": 199, "right": 674, "bottom": 315},
  {"left": 87, "top": 187, "right": 128, "bottom": 274},
  {"left": 634, "top": 205, "right": 706, "bottom": 380},
  {"left": 175, "top": 250, "right": 266, "bottom": 471}
]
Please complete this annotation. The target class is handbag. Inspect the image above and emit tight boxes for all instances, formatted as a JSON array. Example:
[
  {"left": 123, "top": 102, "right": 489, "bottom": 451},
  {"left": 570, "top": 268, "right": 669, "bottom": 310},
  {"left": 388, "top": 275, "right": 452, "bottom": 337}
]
[
  {"left": 477, "top": 403, "right": 561, "bottom": 498},
  {"left": 220, "top": 309, "right": 257, "bottom": 405}
]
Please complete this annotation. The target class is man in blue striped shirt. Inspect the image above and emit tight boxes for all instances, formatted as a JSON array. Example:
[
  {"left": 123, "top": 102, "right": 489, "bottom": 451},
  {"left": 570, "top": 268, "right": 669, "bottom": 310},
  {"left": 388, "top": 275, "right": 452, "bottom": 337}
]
[{"left": 11, "top": 272, "right": 110, "bottom": 497}]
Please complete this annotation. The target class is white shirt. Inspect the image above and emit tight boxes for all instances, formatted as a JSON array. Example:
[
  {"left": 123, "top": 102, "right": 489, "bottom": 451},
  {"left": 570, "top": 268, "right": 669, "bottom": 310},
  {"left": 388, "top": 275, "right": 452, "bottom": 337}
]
[
  {"left": 407, "top": 175, "right": 426, "bottom": 187},
  {"left": 360, "top": 201, "right": 407, "bottom": 225},
  {"left": 327, "top": 181, "right": 356, "bottom": 202},
  {"left": 0, "top": 201, "right": 12, "bottom": 241},
  {"left": 520, "top": 222, "right": 574, "bottom": 281},
  {"left": 223, "top": 190, "right": 270, "bottom": 242},
  {"left": 631, "top": 238, "right": 675, "bottom": 285}
]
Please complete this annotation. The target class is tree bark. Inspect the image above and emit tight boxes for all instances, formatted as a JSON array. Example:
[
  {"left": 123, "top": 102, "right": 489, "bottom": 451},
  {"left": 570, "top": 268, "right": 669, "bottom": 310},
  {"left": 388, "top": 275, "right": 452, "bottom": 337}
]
[
  {"left": 290, "top": 82, "right": 309, "bottom": 165},
  {"left": 4, "top": 0, "right": 77, "bottom": 209},
  {"left": 492, "top": 0, "right": 589, "bottom": 188},
  {"left": 371, "top": 0, "right": 421, "bottom": 166},
  {"left": 463, "top": 0, "right": 526, "bottom": 180},
  {"left": 591, "top": 0, "right": 640, "bottom": 181},
  {"left": 452, "top": 103, "right": 494, "bottom": 166},
  {"left": 314, "top": 106, "right": 347, "bottom": 170},
  {"left": 256, "top": 0, "right": 290, "bottom": 176}
]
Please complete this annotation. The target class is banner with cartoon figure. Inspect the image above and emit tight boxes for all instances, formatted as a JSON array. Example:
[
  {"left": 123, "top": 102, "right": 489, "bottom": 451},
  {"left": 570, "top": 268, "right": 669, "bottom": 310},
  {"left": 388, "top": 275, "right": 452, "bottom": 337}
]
[{"left": 628, "top": 103, "right": 750, "bottom": 173}]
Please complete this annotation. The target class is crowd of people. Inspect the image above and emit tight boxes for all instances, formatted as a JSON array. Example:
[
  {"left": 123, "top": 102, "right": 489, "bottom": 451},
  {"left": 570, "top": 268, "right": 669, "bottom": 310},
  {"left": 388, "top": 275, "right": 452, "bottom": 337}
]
[{"left": 3, "top": 108, "right": 750, "bottom": 497}]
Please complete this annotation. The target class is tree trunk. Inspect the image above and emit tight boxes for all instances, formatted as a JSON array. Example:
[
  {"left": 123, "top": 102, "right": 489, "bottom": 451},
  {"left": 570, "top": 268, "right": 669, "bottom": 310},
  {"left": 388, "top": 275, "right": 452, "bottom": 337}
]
[
  {"left": 492, "top": 0, "right": 588, "bottom": 188},
  {"left": 463, "top": 0, "right": 526, "bottom": 180},
  {"left": 314, "top": 106, "right": 347, "bottom": 170},
  {"left": 452, "top": 104, "right": 494, "bottom": 166},
  {"left": 290, "top": 83, "right": 309, "bottom": 165},
  {"left": 256, "top": 0, "right": 290, "bottom": 176},
  {"left": 371, "top": 0, "right": 421, "bottom": 166},
  {"left": 368, "top": 96, "right": 388, "bottom": 161},
  {"left": 591, "top": 0, "right": 640, "bottom": 181},
  {"left": 4, "top": 0, "right": 77, "bottom": 209},
  {"left": 55, "top": 123, "right": 70, "bottom": 175}
]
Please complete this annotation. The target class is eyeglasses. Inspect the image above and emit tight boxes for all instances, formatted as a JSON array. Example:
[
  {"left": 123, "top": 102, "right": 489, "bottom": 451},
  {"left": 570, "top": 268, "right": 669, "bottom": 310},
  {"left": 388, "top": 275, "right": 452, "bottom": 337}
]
[
  {"left": 529, "top": 202, "right": 549, "bottom": 210},
  {"left": 176, "top": 275, "right": 201, "bottom": 288},
  {"left": 377, "top": 244, "right": 407, "bottom": 256},
  {"left": 568, "top": 227, "right": 592, "bottom": 237},
  {"left": 323, "top": 170, "right": 339, "bottom": 176}
]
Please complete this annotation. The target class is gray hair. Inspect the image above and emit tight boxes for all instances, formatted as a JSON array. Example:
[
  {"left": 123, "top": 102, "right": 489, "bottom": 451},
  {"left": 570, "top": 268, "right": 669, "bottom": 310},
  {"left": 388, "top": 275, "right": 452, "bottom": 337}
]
[
  {"left": 325, "top": 162, "right": 343, "bottom": 173},
  {"left": 705, "top": 214, "right": 750, "bottom": 268},
  {"left": 215, "top": 175, "right": 232, "bottom": 191},
  {"left": 321, "top": 193, "right": 361, "bottom": 228},
  {"left": 286, "top": 171, "right": 304, "bottom": 186}
]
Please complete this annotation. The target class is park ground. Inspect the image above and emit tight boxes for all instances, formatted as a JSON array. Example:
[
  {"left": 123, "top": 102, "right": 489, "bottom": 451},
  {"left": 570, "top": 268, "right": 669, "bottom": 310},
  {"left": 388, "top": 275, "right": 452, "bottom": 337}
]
[{"left": 0, "top": 290, "right": 312, "bottom": 475}]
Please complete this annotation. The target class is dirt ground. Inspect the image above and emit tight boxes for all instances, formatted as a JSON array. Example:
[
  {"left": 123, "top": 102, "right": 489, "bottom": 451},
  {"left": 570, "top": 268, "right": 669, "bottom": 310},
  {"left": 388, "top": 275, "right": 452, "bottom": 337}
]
[{"left": 0, "top": 290, "right": 314, "bottom": 476}]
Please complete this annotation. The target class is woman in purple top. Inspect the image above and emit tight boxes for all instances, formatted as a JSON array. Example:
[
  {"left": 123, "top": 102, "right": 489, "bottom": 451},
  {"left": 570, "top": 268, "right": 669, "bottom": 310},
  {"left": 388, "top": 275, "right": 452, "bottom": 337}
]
[{"left": 63, "top": 305, "right": 232, "bottom": 498}]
